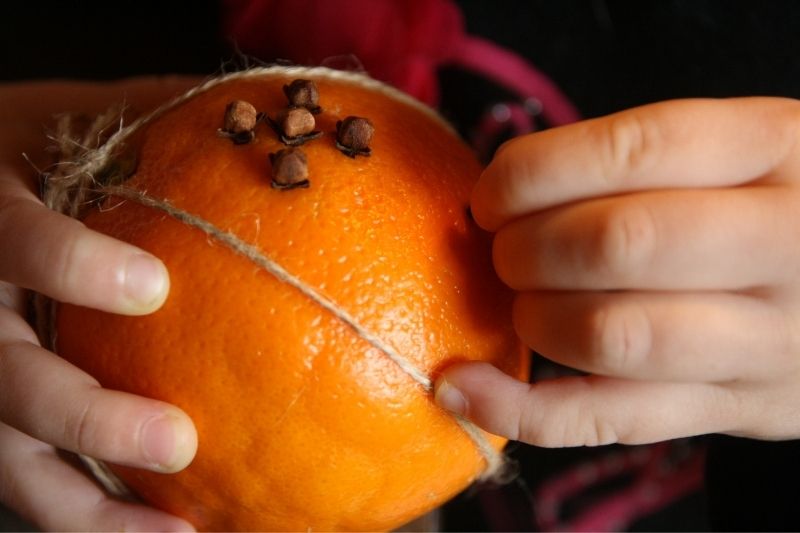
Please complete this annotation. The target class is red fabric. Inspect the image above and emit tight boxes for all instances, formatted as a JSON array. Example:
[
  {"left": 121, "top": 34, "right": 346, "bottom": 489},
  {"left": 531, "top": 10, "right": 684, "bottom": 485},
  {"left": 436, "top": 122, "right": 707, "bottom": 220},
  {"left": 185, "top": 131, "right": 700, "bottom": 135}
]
[
  {"left": 223, "top": 0, "right": 579, "bottom": 127},
  {"left": 224, "top": 0, "right": 464, "bottom": 105}
]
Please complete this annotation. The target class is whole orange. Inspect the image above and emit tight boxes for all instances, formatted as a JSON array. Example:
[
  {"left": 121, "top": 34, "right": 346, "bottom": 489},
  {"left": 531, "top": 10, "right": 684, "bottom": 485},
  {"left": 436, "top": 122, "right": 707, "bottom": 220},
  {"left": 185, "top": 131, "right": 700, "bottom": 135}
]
[{"left": 55, "top": 67, "right": 529, "bottom": 531}]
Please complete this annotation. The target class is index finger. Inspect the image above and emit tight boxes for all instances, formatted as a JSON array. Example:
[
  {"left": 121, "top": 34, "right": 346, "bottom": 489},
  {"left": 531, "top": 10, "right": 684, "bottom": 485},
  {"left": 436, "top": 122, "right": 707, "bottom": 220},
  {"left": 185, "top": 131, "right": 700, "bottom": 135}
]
[{"left": 472, "top": 97, "right": 800, "bottom": 231}]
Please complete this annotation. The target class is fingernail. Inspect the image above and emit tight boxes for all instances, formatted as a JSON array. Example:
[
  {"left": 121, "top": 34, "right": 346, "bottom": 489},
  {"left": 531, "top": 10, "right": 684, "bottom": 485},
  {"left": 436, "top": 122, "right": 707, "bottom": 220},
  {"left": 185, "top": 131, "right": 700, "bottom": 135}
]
[
  {"left": 124, "top": 253, "right": 169, "bottom": 311},
  {"left": 141, "top": 413, "right": 195, "bottom": 472},
  {"left": 434, "top": 378, "right": 467, "bottom": 416}
]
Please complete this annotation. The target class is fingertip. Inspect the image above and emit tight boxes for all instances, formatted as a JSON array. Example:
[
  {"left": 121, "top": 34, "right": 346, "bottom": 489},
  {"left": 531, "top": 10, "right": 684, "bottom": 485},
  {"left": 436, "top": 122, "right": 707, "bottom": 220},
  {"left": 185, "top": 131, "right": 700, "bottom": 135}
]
[
  {"left": 471, "top": 135, "right": 532, "bottom": 232},
  {"left": 433, "top": 376, "right": 468, "bottom": 416},
  {"left": 120, "top": 252, "right": 170, "bottom": 315},
  {"left": 470, "top": 169, "right": 503, "bottom": 232},
  {"left": 434, "top": 361, "right": 507, "bottom": 413},
  {"left": 140, "top": 407, "right": 197, "bottom": 473},
  {"left": 435, "top": 362, "right": 532, "bottom": 441}
]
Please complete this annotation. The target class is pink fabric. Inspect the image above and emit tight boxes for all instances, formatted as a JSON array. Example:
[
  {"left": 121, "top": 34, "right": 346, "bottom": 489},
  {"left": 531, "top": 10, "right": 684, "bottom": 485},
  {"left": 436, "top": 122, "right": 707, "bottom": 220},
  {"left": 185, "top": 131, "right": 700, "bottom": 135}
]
[
  {"left": 452, "top": 35, "right": 580, "bottom": 127},
  {"left": 534, "top": 441, "right": 706, "bottom": 531},
  {"left": 223, "top": 0, "right": 579, "bottom": 125}
]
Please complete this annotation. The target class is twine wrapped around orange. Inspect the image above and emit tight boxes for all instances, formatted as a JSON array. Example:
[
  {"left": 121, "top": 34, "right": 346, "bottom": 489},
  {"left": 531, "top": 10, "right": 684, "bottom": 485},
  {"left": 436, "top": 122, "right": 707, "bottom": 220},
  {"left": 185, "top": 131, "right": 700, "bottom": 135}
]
[{"left": 42, "top": 66, "right": 529, "bottom": 531}]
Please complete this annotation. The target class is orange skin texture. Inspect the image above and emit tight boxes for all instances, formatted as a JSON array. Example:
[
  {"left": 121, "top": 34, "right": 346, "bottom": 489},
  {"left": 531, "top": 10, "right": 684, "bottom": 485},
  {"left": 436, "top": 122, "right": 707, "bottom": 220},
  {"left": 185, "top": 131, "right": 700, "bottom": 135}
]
[{"left": 56, "top": 70, "right": 529, "bottom": 531}]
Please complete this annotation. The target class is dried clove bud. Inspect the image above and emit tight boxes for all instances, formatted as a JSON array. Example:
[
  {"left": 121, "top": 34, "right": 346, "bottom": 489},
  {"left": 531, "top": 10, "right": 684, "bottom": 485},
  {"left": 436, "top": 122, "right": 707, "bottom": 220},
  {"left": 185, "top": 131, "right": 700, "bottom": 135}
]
[
  {"left": 269, "top": 147, "right": 310, "bottom": 190},
  {"left": 223, "top": 100, "right": 258, "bottom": 132},
  {"left": 279, "top": 107, "right": 315, "bottom": 138},
  {"left": 335, "top": 116, "right": 374, "bottom": 157},
  {"left": 220, "top": 100, "right": 258, "bottom": 144},
  {"left": 268, "top": 107, "right": 323, "bottom": 146},
  {"left": 283, "top": 79, "right": 321, "bottom": 114}
]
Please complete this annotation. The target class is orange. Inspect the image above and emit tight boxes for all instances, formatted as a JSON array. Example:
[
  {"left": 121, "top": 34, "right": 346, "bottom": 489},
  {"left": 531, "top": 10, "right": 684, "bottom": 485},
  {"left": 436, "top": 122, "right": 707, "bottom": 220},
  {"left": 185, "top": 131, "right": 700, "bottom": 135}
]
[{"left": 55, "top": 67, "right": 529, "bottom": 531}]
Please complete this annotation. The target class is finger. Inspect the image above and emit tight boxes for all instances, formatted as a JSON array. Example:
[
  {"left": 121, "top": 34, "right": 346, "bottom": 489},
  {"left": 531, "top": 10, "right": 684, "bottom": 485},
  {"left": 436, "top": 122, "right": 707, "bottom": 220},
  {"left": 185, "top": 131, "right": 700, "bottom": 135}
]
[
  {"left": 0, "top": 310, "right": 196, "bottom": 473},
  {"left": 512, "top": 290, "right": 796, "bottom": 383},
  {"left": 493, "top": 186, "right": 800, "bottom": 291},
  {"left": 434, "top": 362, "right": 746, "bottom": 446},
  {"left": 0, "top": 176, "right": 169, "bottom": 315},
  {"left": 0, "top": 423, "right": 195, "bottom": 532},
  {"left": 472, "top": 97, "right": 800, "bottom": 230}
]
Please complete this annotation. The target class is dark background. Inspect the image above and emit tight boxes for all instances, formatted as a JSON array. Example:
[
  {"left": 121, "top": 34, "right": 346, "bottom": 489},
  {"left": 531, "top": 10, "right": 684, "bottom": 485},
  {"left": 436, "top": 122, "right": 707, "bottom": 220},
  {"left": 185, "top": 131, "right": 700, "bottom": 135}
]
[
  {"left": 2, "top": 1, "right": 800, "bottom": 530},
  {"left": 4, "top": 0, "right": 800, "bottom": 119}
]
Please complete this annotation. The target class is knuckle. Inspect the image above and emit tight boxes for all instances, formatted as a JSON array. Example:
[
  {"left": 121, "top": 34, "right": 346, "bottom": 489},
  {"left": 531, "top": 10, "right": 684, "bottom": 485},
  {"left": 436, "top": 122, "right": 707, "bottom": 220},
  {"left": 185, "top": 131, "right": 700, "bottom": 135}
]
[
  {"left": 525, "top": 403, "right": 619, "bottom": 447},
  {"left": 599, "top": 111, "right": 661, "bottom": 184},
  {"left": 589, "top": 302, "right": 652, "bottom": 375},
  {"left": 592, "top": 202, "right": 657, "bottom": 281},
  {"left": 568, "top": 393, "right": 620, "bottom": 447},
  {"left": 65, "top": 397, "right": 98, "bottom": 455},
  {"left": 41, "top": 223, "right": 86, "bottom": 296},
  {"left": 514, "top": 384, "right": 548, "bottom": 445},
  {"left": 580, "top": 412, "right": 620, "bottom": 447},
  {"left": 516, "top": 382, "right": 621, "bottom": 447}
]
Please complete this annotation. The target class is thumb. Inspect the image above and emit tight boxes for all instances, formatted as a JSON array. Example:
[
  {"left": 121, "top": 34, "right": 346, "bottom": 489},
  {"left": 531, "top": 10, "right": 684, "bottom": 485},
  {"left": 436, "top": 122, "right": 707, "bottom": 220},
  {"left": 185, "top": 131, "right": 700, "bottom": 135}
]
[
  {"left": 434, "top": 361, "right": 534, "bottom": 442},
  {"left": 434, "top": 361, "right": 737, "bottom": 447}
]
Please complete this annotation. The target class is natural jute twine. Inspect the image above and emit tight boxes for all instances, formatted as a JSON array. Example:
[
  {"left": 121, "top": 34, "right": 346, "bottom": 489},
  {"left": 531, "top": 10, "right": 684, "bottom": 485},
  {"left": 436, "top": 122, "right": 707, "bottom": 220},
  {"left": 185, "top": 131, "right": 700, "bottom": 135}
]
[{"left": 37, "top": 67, "right": 513, "bottom": 496}]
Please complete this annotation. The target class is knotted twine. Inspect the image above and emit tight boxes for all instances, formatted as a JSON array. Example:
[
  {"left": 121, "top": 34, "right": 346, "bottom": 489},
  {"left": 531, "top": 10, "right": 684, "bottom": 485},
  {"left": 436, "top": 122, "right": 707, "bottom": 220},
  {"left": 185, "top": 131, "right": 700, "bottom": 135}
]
[{"left": 36, "top": 66, "right": 514, "bottom": 497}]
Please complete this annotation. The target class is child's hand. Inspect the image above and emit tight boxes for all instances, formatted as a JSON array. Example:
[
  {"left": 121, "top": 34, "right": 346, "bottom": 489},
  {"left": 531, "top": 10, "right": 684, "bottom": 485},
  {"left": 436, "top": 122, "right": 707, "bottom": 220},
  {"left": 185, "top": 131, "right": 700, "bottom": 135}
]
[
  {"left": 435, "top": 97, "right": 800, "bottom": 447},
  {"left": 0, "top": 79, "right": 199, "bottom": 531}
]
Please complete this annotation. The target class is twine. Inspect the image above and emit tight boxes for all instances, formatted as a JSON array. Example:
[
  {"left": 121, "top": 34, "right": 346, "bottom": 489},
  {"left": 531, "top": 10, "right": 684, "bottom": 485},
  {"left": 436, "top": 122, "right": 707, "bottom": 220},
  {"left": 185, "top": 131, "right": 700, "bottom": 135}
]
[
  {"left": 39, "top": 66, "right": 508, "bottom": 484},
  {"left": 103, "top": 185, "right": 434, "bottom": 390}
]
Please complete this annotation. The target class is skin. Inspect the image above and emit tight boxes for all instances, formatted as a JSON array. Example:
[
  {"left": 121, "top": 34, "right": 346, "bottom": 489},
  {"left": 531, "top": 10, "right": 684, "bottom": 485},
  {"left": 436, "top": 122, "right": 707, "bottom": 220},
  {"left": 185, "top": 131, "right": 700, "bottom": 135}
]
[
  {"left": 0, "top": 77, "right": 200, "bottom": 531},
  {"left": 435, "top": 97, "right": 800, "bottom": 448}
]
